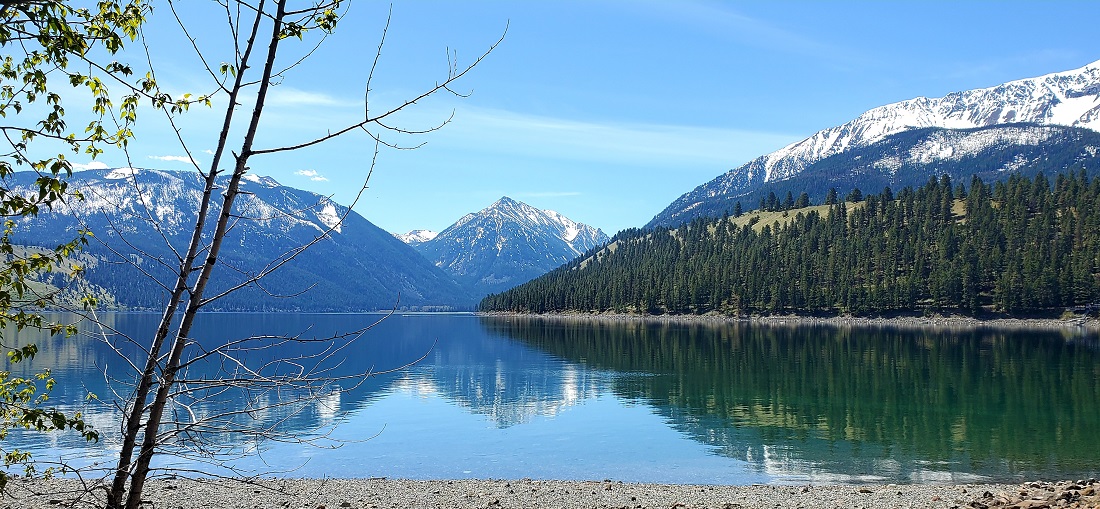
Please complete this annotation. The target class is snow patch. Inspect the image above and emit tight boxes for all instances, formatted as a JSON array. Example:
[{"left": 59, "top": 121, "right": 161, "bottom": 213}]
[
  {"left": 316, "top": 203, "right": 342, "bottom": 233},
  {"left": 908, "top": 126, "right": 1054, "bottom": 163},
  {"left": 242, "top": 173, "right": 280, "bottom": 187},
  {"left": 873, "top": 155, "right": 902, "bottom": 174},
  {"left": 562, "top": 225, "right": 580, "bottom": 243},
  {"left": 395, "top": 229, "right": 439, "bottom": 244},
  {"left": 105, "top": 167, "right": 140, "bottom": 179}
]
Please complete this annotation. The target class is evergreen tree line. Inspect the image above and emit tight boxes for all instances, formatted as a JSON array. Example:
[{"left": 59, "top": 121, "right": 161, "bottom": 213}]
[
  {"left": 757, "top": 190, "right": 812, "bottom": 212},
  {"left": 481, "top": 171, "right": 1100, "bottom": 316}
]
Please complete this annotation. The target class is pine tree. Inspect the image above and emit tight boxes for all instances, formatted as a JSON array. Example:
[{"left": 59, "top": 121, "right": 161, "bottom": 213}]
[
  {"left": 794, "top": 192, "right": 811, "bottom": 209},
  {"left": 846, "top": 188, "right": 863, "bottom": 203}
]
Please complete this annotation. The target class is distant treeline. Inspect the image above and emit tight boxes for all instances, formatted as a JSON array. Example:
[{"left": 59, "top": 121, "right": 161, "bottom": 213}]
[{"left": 481, "top": 171, "right": 1100, "bottom": 316}]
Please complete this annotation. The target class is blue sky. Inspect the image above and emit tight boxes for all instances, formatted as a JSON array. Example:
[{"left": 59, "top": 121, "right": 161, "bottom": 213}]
[{"left": 75, "top": 1, "right": 1100, "bottom": 235}]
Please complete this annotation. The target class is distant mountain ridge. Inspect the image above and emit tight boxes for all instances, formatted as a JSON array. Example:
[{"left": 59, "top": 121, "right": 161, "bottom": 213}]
[
  {"left": 649, "top": 58, "right": 1100, "bottom": 227},
  {"left": 413, "top": 197, "right": 608, "bottom": 296},
  {"left": 394, "top": 229, "right": 438, "bottom": 246},
  {"left": 9, "top": 168, "right": 472, "bottom": 311},
  {"left": 655, "top": 123, "right": 1100, "bottom": 224}
]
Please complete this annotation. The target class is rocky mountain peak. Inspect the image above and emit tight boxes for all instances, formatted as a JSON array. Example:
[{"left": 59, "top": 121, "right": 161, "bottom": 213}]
[
  {"left": 491, "top": 196, "right": 521, "bottom": 207},
  {"left": 413, "top": 197, "right": 609, "bottom": 296}
]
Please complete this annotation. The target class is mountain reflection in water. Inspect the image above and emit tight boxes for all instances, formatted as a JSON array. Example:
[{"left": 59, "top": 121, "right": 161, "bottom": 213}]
[{"left": 4, "top": 313, "right": 1098, "bottom": 483}]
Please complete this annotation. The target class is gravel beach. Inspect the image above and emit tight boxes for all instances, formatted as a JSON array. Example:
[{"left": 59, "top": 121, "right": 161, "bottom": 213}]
[{"left": 6, "top": 477, "right": 1099, "bottom": 509}]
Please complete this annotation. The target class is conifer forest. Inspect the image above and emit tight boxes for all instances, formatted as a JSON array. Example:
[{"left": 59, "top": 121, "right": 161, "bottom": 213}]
[{"left": 481, "top": 172, "right": 1100, "bottom": 317}]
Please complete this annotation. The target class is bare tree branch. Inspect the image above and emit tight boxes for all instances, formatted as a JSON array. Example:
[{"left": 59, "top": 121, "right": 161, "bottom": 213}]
[{"left": 250, "top": 24, "right": 506, "bottom": 156}]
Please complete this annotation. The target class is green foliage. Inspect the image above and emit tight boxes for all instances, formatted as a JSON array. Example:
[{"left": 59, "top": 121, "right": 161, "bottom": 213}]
[
  {"left": 845, "top": 187, "right": 863, "bottom": 202},
  {"left": 0, "top": 0, "right": 147, "bottom": 489},
  {"left": 0, "top": 351, "right": 99, "bottom": 491},
  {"left": 483, "top": 171, "right": 1100, "bottom": 317}
]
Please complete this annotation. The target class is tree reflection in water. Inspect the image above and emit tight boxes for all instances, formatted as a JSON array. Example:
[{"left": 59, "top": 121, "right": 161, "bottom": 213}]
[{"left": 483, "top": 315, "right": 1100, "bottom": 483}]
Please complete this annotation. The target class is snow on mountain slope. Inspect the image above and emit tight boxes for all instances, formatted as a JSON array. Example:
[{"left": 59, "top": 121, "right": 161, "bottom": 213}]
[
  {"left": 887, "top": 125, "right": 1060, "bottom": 170},
  {"left": 754, "top": 59, "right": 1100, "bottom": 185},
  {"left": 649, "top": 59, "right": 1100, "bottom": 227},
  {"left": 415, "top": 197, "right": 609, "bottom": 296},
  {"left": 394, "top": 229, "right": 439, "bottom": 246},
  {"left": 8, "top": 168, "right": 471, "bottom": 310}
]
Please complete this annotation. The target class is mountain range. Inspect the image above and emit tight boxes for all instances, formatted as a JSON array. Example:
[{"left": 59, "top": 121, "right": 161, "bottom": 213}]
[
  {"left": 404, "top": 197, "right": 608, "bottom": 296},
  {"left": 649, "top": 59, "right": 1100, "bottom": 228},
  {"left": 10, "top": 168, "right": 471, "bottom": 311},
  {"left": 14, "top": 59, "right": 1100, "bottom": 313},
  {"left": 12, "top": 170, "right": 607, "bottom": 310}
]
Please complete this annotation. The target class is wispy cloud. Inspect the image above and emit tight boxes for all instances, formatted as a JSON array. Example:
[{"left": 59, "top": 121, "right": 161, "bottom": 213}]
[
  {"left": 202, "top": 149, "right": 215, "bottom": 155},
  {"left": 515, "top": 191, "right": 582, "bottom": 198},
  {"left": 432, "top": 105, "right": 801, "bottom": 169},
  {"left": 71, "top": 161, "right": 110, "bottom": 171},
  {"left": 267, "top": 87, "right": 355, "bottom": 108},
  {"left": 294, "top": 169, "right": 329, "bottom": 182},
  {"left": 642, "top": 0, "right": 860, "bottom": 65},
  {"left": 149, "top": 155, "right": 199, "bottom": 165}
]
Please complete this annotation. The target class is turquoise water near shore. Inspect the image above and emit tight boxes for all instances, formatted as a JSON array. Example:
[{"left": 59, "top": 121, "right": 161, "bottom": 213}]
[{"left": 4, "top": 313, "right": 1098, "bottom": 484}]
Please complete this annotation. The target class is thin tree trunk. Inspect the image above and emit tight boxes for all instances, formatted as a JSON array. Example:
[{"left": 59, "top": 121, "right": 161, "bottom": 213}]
[
  {"left": 105, "top": 2, "right": 269, "bottom": 507},
  {"left": 121, "top": 2, "right": 286, "bottom": 508}
]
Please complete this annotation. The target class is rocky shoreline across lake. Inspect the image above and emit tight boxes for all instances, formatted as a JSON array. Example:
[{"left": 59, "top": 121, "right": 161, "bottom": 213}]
[
  {"left": 6, "top": 478, "right": 1099, "bottom": 509},
  {"left": 481, "top": 311, "right": 1100, "bottom": 333}
]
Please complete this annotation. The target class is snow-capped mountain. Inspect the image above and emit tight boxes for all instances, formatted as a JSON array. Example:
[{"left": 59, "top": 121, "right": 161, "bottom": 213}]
[
  {"left": 415, "top": 197, "right": 609, "bottom": 296},
  {"left": 652, "top": 124, "right": 1100, "bottom": 225},
  {"left": 649, "top": 58, "right": 1100, "bottom": 227},
  {"left": 394, "top": 229, "right": 438, "bottom": 246},
  {"left": 9, "top": 168, "right": 472, "bottom": 310}
]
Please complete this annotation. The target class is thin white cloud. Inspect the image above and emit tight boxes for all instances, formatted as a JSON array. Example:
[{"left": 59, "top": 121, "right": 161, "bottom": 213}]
[
  {"left": 516, "top": 191, "right": 582, "bottom": 198},
  {"left": 202, "top": 149, "right": 215, "bottom": 155},
  {"left": 433, "top": 105, "right": 802, "bottom": 169},
  {"left": 294, "top": 169, "right": 329, "bottom": 182},
  {"left": 640, "top": 0, "right": 861, "bottom": 65},
  {"left": 149, "top": 155, "right": 199, "bottom": 165},
  {"left": 267, "top": 87, "right": 355, "bottom": 108},
  {"left": 71, "top": 161, "right": 110, "bottom": 172}
]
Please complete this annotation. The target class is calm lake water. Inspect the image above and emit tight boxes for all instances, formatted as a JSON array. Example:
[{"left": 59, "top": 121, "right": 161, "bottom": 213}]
[{"left": 4, "top": 313, "right": 1099, "bottom": 484}]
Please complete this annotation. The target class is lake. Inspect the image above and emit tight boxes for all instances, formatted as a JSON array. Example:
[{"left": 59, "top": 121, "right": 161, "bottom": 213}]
[{"left": 3, "top": 312, "right": 1099, "bottom": 484}]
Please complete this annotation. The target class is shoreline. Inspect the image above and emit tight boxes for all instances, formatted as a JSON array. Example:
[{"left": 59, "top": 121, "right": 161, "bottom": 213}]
[
  {"left": 8, "top": 478, "right": 1098, "bottom": 509},
  {"left": 480, "top": 310, "right": 1100, "bottom": 333}
]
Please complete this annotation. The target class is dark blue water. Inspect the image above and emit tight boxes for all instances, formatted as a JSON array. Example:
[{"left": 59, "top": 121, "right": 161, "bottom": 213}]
[{"left": 4, "top": 313, "right": 1099, "bottom": 484}]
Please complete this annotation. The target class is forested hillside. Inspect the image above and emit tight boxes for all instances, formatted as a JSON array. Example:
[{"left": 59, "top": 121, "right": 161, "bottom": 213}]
[{"left": 481, "top": 172, "right": 1100, "bottom": 316}]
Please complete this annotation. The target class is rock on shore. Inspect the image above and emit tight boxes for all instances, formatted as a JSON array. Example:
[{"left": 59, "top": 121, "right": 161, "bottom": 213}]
[{"left": 967, "top": 479, "right": 1099, "bottom": 508}]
